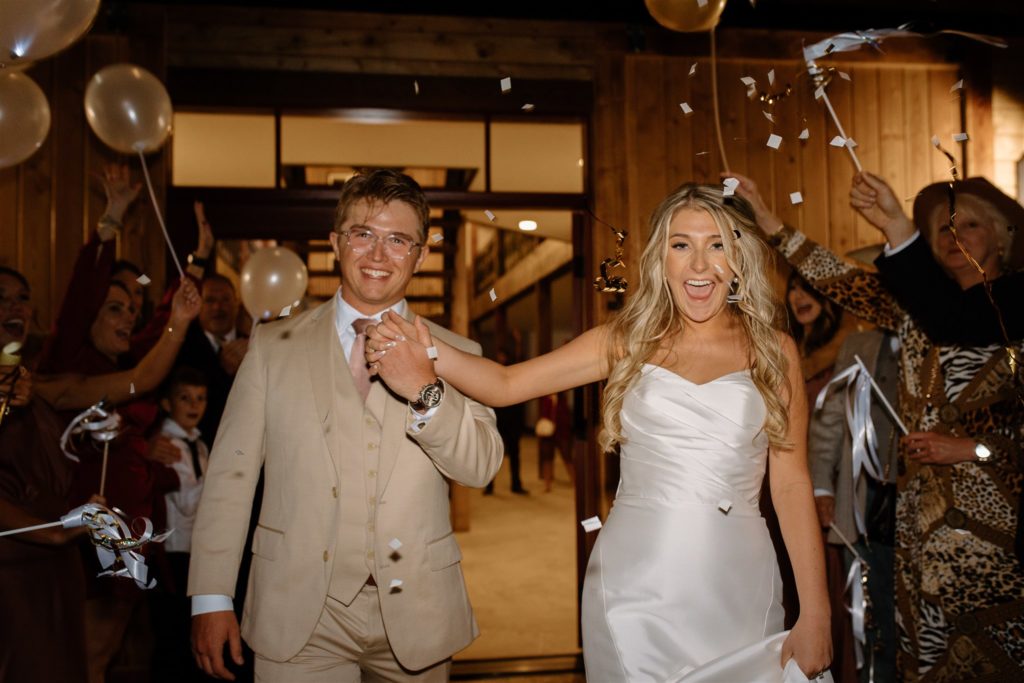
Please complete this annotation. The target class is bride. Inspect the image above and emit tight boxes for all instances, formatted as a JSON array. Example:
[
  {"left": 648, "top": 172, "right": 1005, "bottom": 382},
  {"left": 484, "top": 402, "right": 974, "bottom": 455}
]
[{"left": 366, "top": 183, "right": 832, "bottom": 681}]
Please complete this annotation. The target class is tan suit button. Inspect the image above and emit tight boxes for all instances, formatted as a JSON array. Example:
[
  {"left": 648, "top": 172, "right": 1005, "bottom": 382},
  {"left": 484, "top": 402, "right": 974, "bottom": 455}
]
[
  {"left": 367, "top": 551, "right": 375, "bottom": 560},
  {"left": 331, "top": 486, "right": 338, "bottom": 498},
  {"left": 323, "top": 550, "right": 329, "bottom": 562},
  {"left": 368, "top": 442, "right": 377, "bottom": 450},
  {"left": 368, "top": 470, "right": 376, "bottom": 478},
  {"left": 369, "top": 496, "right": 376, "bottom": 505}
]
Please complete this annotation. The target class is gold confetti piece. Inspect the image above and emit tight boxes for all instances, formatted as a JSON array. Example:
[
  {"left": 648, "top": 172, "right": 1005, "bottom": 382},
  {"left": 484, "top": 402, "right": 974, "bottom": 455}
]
[
  {"left": 521, "top": 103, "right": 535, "bottom": 112},
  {"left": 763, "top": 110, "right": 775, "bottom": 123},
  {"left": 679, "top": 102, "right": 693, "bottom": 115},
  {"left": 790, "top": 191, "right": 804, "bottom": 205},
  {"left": 500, "top": 77, "right": 511, "bottom": 93},
  {"left": 798, "top": 128, "right": 810, "bottom": 140},
  {"left": 953, "top": 132, "right": 969, "bottom": 142},
  {"left": 136, "top": 274, "right": 151, "bottom": 285},
  {"left": 829, "top": 135, "right": 846, "bottom": 147},
  {"left": 767, "top": 133, "right": 783, "bottom": 150},
  {"left": 688, "top": 62, "right": 697, "bottom": 77},
  {"left": 768, "top": 69, "right": 775, "bottom": 86},
  {"left": 484, "top": 210, "right": 496, "bottom": 222},
  {"left": 581, "top": 516, "right": 603, "bottom": 532},
  {"left": 489, "top": 288, "right": 497, "bottom": 302},
  {"left": 388, "top": 538, "right": 402, "bottom": 550},
  {"left": 950, "top": 79, "right": 964, "bottom": 92}
]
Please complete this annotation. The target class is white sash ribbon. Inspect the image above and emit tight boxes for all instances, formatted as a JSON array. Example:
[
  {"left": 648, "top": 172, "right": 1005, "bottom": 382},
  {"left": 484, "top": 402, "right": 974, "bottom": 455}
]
[{"left": 61, "top": 502, "right": 171, "bottom": 589}]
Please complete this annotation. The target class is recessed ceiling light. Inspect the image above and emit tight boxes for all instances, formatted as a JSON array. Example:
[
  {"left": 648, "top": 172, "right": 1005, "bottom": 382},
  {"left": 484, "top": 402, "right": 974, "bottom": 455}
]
[{"left": 518, "top": 220, "right": 538, "bottom": 231}]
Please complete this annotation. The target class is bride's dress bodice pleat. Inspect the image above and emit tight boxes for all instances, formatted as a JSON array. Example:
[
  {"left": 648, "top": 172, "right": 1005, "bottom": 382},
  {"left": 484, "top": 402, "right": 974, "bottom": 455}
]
[{"left": 582, "top": 365, "right": 824, "bottom": 683}]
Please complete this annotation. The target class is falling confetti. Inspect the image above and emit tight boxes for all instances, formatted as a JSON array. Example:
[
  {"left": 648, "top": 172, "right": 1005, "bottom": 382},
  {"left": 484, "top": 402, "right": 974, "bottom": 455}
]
[
  {"left": 136, "top": 274, "right": 151, "bottom": 285},
  {"left": 845, "top": 138, "right": 858, "bottom": 149},
  {"left": 790, "top": 191, "right": 804, "bottom": 205},
  {"left": 829, "top": 135, "right": 847, "bottom": 147},
  {"left": 413, "top": 80, "right": 420, "bottom": 95},
  {"left": 484, "top": 210, "right": 496, "bottom": 222},
  {"left": 768, "top": 69, "right": 776, "bottom": 86},
  {"left": 279, "top": 305, "right": 292, "bottom": 317},
  {"left": 740, "top": 76, "right": 756, "bottom": 87},
  {"left": 388, "top": 538, "right": 402, "bottom": 551},
  {"left": 679, "top": 102, "right": 693, "bottom": 115},
  {"left": 838, "top": 71, "right": 851, "bottom": 81},
  {"left": 930, "top": 135, "right": 941, "bottom": 148},
  {"left": 688, "top": 62, "right": 697, "bottom": 77},
  {"left": 500, "top": 77, "right": 511, "bottom": 93},
  {"left": 489, "top": 288, "right": 497, "bottom": 302},
  {"left": 389, "top": 578, "right": 403, "bottom": 589},
  {"left": 581, "top": 516, "right": 603, "bottom": 532},
  {"left": 950, "top": 79, "right": 964, "bottom": 93},
  {"left": 798, "top": 128, "right": 810, "bottom": 140},
  {"left": 521, "top": 103, "right": 535, "bottom": 112},
  {"left": 718, "top": 499, "right": 733, "bottom": 514},
  {"left": 129, "top": 382, "right": 136, "bottom": 395},
  {"left": 814, "top": 85, "right": 825, "bottom": 100},
  {"left": 430, "top": 234, "right": 444, "bottom": 244},
  {"left": 766, "top": 134, "right": 783, "bottom": 150},
  {"left": 763, "top": 111, "right": 776, "bottom": 124},
  {"left": 697, "top": 0, "right": 708, "bottom": 6},
  {"left": 695, "top": 151, "right": 710, "bottom": 156},
  {"left": 722, "top": 177, "right": 740, "bottom": 197},
  {"left": 953, "top": 132, "right": 969, "bottom": 142}
]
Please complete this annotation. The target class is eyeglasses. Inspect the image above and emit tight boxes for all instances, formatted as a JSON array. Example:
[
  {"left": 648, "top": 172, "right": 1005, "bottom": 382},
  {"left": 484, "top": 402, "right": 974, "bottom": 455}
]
[{"left": 339, "top": 228, "right": 423, "bottom": 260}]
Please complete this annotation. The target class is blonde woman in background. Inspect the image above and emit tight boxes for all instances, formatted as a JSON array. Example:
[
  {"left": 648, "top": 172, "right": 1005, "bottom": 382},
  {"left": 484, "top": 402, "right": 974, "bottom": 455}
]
[{"left": 366, "top": 183, "right": 832, "bottom": 682}]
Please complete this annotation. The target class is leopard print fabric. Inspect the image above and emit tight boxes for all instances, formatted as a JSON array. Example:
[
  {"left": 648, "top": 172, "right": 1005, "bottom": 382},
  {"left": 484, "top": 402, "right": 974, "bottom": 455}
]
[{"left": 774, "top": 226, "right": 1024, "bottom": 682}]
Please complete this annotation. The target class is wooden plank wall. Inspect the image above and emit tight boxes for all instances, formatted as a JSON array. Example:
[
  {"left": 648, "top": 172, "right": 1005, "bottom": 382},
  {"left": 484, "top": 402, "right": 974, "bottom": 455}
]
[
  {"left": 591, "top": 54, "right": 964, "bottom": 318},
  {"left": 0, "top": 16, "right": 168, "bottom": 333}
]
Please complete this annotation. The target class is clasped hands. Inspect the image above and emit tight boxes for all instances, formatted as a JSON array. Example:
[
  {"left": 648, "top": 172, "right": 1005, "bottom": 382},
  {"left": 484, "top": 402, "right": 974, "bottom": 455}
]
[{"left": 364, "top": 311, "right": 438, "bottom": 402}]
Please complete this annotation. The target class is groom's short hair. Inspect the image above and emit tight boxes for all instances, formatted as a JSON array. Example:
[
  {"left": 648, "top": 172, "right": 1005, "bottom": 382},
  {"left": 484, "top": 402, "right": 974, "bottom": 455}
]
[{"left": 333, "top": 169, "right": 430, "bottom": 239}]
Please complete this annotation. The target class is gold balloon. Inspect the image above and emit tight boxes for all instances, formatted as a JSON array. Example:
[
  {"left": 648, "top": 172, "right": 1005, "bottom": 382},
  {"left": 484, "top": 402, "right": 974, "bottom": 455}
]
[
  {"left": 240, "top": 247, "right": 310, "bottom": 321},
  {"left": 0, "top": 71, "right": 51, "bottom": 169},
  {"left": 645, "top": 0, "right": 728, "bottom": 32},
  {"left": 84, "top": 64, "right": 173, "bottom": 154}
]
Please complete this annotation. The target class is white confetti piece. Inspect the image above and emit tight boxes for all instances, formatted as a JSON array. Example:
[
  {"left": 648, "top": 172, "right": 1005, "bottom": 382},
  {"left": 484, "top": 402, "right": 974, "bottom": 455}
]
[
  {"left": 688, "top": 62, "right": 697, "bottom": 77},
  {"left": 697, "top": 0, "right": 708, "bottom": 6},
  {"left": 829, "top": 135, "right": 846, "bottom": 147},
  {"left": 695, "top": 151, "right": 709, "bottom": 156},
  {"left": 389, "top": 578, "right": 403, "bottom": 589},
  {"left": 766, "top": 133, "right": 782, "bottom": 150},
  {"left": 768, "top": 69, "right": 775, "bottom": 86},
  {"left": 713, "top": 264, "right": 724, "bottom": 274},
  {"left": 950, "top": 79, "right": 964, "bottom": 93},
  {"left": 500, "top": 77, "right": 511, "bottom": 93},
  {"left": 388, "top": 538, "right": 402, "bottom": 551},
  {"left": 839, "top": 71, "right": 851, "bottom": 81},
  {"left": 763, "top": 110, "right": 775, "bottom": 123},
  {"left": 484, "top": 210, "right": 496, "bottom": 222},
  {"left": 488, "top": 288, "right": 497, "bottom": 302},
  {"left": 790, "top": 191, "right": 804, "bottom": 205},
  {"left": 798, "top": 128, "right": 810, "bottom": 140},
  {"left": 521, "top": 103, "right": 535, "bottom": 112},
  {"left": 279, "top": 304, "right": 292, "bottom": 317},
  {"left": 129, "top": 382, "right": 136, "bottom": 395},
  {"left": 413, "top": 80, "right": 420, "bottom": 95},
  {"left": 740, "top": 76, "right": 756, "bottom": 87},
  {"left": 718, "top": 499, "right": 733, "bottom": 514},
  {"left": 722, "top": 177, "right": 739, "bottom": 197},
  {"left": 953, "top": 132, "right": 969, "bottom": 142},
  {"left": 845, "top": 137, "right": 858, "bottom": 149},
  {"left": 679, "top": 102, "right": 693, "bottom": 115},
  {"left": 581, "top": 516, "right": 603, "bottom": 533},
  {"left": 430, "top": 233, "right": 444, "bottom": 243},
  {"left": 136, "top": 274, "right": 151, "bottom": 285},
  {"left": 930, "top": 135, "right": 941, "bottom": 148},
  {"left": 813, "top": 86, "right": 825, "bottom": 100}
]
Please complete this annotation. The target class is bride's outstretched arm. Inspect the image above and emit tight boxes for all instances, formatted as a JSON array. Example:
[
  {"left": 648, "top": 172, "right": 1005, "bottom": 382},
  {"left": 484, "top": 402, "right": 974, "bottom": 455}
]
[
  {"left": 367, "top": 312, "right": 610, "bottom": 406},
  {"left": 770, "top": 333, "right": 832, "bottom": 677}
]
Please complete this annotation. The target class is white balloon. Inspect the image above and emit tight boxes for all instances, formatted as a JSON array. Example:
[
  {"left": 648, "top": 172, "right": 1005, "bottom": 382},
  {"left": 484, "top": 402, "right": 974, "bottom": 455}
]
[
  {"left": 0, "top": 71, "right": 51, "bottom": 169},
  {"left": 240, "top": 247, "right": 310, "bottom": 321},
  {"left": 84, "top": 63, "right": 173, "bottom": 154},
  {"left": 0, "top": 0, "right": 101, "bottom": 68}
]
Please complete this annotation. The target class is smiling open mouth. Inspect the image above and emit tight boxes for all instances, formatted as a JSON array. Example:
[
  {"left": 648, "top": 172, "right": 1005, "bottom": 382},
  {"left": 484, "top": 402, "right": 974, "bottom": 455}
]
[
  {"left": 361, "top": 268, "right": 391, "bottom": 279},
  {"left": 1, "top": 318, "right": 25, "bottom": 339}
]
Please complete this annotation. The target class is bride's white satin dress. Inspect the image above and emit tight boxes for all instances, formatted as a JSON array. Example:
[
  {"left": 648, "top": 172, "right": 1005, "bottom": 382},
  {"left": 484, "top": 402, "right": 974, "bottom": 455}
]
[{"left": 582, "top": 365, "right": 831, "bottom": 682}]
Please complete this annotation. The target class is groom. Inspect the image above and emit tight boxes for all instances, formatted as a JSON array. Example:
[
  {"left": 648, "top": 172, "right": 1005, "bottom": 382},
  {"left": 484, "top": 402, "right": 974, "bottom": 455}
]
[{"left": 189, "top": 169, "right": 503, "bottom": 681}]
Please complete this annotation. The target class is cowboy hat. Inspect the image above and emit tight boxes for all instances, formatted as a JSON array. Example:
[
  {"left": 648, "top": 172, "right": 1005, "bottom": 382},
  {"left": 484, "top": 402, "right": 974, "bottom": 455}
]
[{"left": 912, "top": 177, "right": 1024, "bottom": 270}]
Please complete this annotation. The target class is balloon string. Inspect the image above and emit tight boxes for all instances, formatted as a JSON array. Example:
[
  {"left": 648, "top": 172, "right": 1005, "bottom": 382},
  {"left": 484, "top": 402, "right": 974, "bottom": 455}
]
[
  {"left": 710, "top": 28, "right": 730, "bottom": 174},
  {"left": 136, "top": 150, "right": 184, "bottom": 279}
]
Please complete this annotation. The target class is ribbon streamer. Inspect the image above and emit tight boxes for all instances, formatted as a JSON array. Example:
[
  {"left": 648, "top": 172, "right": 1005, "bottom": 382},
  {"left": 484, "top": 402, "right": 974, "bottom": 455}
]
[
  {"left": 594, "top": 228, "right": 629, "bottom": 294},
  {"left": 60, "top": 400, "right": 120, "bottom": 463},
  {"left": 830, "top": 522, "right": 874, "bottom": 678},
  {"left": 0, "top": 503, "right": 169, "bottom": 589}
]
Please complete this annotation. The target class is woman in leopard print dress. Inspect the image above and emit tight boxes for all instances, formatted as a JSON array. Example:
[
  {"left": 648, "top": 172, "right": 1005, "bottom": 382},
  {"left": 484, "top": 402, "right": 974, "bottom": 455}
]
[{"left": 732, "top": 172, "right": 1023, "bottom": 682}]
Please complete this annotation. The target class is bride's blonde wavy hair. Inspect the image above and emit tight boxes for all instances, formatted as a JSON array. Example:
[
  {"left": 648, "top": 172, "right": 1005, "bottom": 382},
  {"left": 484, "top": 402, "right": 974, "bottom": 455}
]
[{"left": 599, "top": 183, "right": 791, "bottom": 453}]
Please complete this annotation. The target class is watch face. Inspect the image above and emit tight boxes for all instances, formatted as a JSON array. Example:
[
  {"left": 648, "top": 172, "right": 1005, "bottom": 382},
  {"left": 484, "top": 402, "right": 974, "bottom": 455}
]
[{"left": 420, "top": 382, "right": 443, "bottom": 408}]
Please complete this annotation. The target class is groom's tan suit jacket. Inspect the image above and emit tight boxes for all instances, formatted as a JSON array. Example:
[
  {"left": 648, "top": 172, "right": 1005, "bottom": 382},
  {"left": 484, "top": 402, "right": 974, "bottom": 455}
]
[{"left": 188, "top": 297, "right": 503, "bottom": 670}]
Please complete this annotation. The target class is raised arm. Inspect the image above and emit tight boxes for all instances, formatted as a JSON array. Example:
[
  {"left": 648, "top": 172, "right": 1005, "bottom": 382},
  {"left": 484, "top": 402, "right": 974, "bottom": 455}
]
[
  {"left": 771, "top": 334, "right": 832, "bottom": 676},
  {"left": 367, "top": 312, "right": 610, "bottom": 406},
  {"left": 34, "top": 279, "right": 200, "bottom": 410}
]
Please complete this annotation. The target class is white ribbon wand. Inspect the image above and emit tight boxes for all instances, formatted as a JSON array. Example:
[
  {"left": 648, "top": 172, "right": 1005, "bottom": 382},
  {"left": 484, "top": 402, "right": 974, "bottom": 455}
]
[
  {"left": 60, "top": 400, "right": 121, "bottom": 497},
  {"left": 0, "top": 503, "right": 170, "bottom": 589}
]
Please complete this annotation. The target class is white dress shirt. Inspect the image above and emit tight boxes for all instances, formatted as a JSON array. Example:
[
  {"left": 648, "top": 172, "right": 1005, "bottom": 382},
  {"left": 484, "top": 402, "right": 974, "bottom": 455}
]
[{"left": 161, "top": 418, "right": 208, "bottom": 554}]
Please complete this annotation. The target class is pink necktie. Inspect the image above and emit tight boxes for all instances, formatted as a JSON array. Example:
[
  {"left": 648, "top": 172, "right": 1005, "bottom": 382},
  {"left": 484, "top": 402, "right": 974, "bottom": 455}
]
[{"left": 349, "top": 318, "right": 374, "bottom": 401}]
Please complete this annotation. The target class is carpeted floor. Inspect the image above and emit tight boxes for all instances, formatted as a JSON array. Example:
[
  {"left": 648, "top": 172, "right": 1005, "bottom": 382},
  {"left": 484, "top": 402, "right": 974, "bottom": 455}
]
[{"left": 454, "top": 436, "right": 580, "bottom": 662}]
